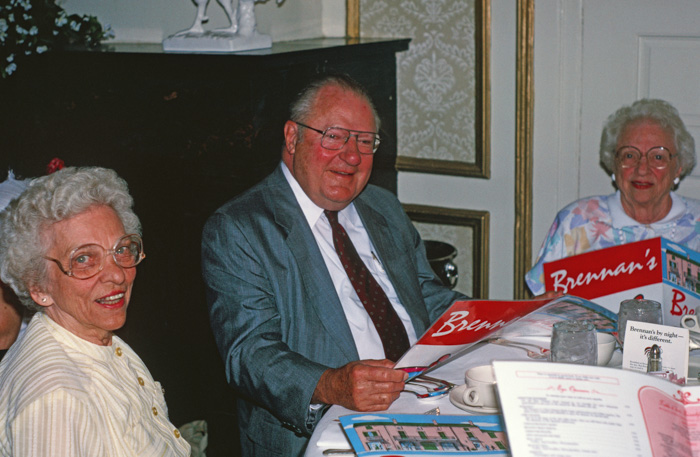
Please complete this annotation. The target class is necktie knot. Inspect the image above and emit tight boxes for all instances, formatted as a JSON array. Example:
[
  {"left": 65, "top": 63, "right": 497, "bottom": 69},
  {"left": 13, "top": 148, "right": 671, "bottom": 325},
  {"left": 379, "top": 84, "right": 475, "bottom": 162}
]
[{"left": 324, "top": 210, "right": 339, "bottom": 226}]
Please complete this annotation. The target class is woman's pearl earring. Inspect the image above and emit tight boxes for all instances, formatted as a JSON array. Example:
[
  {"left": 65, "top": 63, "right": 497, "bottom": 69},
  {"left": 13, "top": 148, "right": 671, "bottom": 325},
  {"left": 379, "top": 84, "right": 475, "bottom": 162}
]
[
  {"left": 41, "top": 297, "right": 47, "bottom": 303},
  {"left": 611, "top": 173, "right": 616, "bottom": 182},
  {"left": 674, "top": 177, "right": 680, "bottom": 186}
]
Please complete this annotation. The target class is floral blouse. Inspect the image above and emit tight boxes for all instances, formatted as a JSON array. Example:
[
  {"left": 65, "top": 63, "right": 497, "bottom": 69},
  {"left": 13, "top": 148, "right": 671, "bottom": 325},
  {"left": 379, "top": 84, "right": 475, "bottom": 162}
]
[{"left": 526, "top": 191, "right": 700, "bottom": 295}]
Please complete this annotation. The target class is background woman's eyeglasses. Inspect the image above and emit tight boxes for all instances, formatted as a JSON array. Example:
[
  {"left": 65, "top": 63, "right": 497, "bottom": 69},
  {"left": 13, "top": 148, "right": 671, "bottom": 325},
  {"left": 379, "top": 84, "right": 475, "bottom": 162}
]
[
  {"left": 295, "top": 121, "right": 380, "bottom": 154},
  {"left": 615, "top": 146, "right": 676, "bottom": 169},
  {"left": 44, "top": 234, "right": 146, "bottom": 280}
]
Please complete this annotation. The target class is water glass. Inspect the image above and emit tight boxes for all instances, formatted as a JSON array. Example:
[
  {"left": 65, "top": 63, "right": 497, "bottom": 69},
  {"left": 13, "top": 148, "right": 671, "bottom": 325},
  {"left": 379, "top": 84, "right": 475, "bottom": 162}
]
[
  {"left": 617, "top": 299, "right": 662, "bottom": 345},
  {"left": 550, "top": 320, "right": 597, "bottom": 365}
]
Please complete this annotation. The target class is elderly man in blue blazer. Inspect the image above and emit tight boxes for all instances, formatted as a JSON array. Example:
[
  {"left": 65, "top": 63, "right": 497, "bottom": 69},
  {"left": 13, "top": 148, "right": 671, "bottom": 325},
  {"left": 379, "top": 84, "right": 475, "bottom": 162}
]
[{"left": 202, "top": 74, "right": 466, "bottom": 456}]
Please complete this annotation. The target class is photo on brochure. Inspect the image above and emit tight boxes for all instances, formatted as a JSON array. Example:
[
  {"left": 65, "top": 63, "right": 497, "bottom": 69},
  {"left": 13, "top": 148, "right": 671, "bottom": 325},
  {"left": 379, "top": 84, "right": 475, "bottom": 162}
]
[{"left": 339, "top": 413, "right": 507, "bottom": 456}]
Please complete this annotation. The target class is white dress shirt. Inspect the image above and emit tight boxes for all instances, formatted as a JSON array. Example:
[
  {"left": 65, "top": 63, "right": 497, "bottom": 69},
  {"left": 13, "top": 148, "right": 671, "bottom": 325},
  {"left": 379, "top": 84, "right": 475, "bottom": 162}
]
[{"left": 282, "top": 164, "right": 418, "bottom": 360}]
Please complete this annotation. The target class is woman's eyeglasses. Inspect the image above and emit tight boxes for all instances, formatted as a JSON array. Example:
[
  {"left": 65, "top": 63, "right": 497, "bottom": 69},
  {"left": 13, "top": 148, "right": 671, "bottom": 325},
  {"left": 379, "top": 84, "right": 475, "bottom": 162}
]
[
  {"left": 44, "top": 234, "right": 145, "bottom": 280},
  {"left": 615, "top": 146, "right": 676, "bottom": 169}
]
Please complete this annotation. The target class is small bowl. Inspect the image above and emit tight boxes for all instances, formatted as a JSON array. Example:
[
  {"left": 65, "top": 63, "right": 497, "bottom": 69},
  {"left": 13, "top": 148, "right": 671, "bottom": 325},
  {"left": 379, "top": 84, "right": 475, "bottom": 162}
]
[{"left": 596, "top": 332, "right": 616, "bottom": 366}]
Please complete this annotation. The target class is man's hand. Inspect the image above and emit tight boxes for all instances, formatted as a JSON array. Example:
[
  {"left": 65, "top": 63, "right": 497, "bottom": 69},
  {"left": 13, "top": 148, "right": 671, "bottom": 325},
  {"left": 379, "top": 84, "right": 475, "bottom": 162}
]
[{"left": 312, "top": 359, "right": 408, "bottom": 411}]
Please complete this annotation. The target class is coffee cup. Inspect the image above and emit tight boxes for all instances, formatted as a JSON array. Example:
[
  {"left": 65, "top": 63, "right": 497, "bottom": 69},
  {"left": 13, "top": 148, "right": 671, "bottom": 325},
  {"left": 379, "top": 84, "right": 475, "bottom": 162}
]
[
  {"left": 681, "top": 314, "right": 700, "bottom": 350},
  {"left": 462, "top": 365, "right": 498, "bottom": 408},
  {"left": 681, "top": 314, "right": 700, "bottom": 332},
  {"left": 596, "top": 332, "right": 616, "bottom": 366}
]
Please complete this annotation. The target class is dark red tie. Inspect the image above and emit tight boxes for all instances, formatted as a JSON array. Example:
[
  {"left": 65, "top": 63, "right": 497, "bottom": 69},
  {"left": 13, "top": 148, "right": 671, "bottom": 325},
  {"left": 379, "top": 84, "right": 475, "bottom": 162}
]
[{"left": 325, "top": 210, "right": 410, "bottom": 361}]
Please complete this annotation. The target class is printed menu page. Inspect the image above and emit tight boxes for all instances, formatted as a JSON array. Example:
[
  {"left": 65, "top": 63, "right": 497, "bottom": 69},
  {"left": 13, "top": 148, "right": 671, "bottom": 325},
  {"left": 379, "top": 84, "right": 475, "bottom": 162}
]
[{"left": 493, "top": 360, "right": 700, "bottom": 457}]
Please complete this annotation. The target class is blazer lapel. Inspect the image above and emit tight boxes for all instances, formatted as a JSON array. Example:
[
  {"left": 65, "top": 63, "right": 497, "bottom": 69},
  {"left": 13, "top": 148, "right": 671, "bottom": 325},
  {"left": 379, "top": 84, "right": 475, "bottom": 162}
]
[
  {"left": 354, "top": 196, "right": 431, "bottom": 336},
  {"left": 265, "top": 167, "right": 359, "bottom": 362}
]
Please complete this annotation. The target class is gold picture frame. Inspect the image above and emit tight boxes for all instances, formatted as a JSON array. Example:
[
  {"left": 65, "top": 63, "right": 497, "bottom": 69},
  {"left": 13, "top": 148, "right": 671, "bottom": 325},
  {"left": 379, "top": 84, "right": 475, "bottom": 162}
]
[
  {"left": 347, "top": 0, "right": 491, "bottom": 178},
  {"left": 395, "top": 0, "right": 491, "bottom": 179},
  {"left": 403, "top": 204, "right": 490, "bottom": 299},
  {"left": 351, "top": 0, "right": 533, "bottom": 299},
  {"left": 346, "top": 0, "right": 359, "bottom": 38}
]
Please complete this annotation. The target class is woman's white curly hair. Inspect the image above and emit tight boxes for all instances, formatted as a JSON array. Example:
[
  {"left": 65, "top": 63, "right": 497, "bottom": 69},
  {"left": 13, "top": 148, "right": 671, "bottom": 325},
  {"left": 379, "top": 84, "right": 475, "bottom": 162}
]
[
  {"left": 0, "top": 167, "right": 140, "bottom": 311},
  {"left": 600, "top": 99, "right": 696, "bottom": 178}
]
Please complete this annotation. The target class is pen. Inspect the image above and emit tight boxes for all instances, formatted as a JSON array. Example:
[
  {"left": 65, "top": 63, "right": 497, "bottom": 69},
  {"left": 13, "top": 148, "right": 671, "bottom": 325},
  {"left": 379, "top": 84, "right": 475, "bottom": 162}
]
[{"left": 371, "top": 251, "right": 385, "bottom": 273}]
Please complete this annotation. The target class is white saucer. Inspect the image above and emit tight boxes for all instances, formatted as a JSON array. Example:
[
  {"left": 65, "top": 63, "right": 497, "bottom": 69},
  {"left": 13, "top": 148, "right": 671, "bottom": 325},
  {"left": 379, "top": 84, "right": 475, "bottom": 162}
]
[{"left": 449, "top": 384, "right": 500, "bottom": 414}]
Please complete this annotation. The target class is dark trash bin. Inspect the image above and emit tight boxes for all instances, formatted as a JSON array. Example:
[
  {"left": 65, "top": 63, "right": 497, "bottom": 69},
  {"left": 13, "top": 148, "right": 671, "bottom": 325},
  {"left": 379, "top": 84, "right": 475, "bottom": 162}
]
[{"left": 424, "top": 240, "right": 458, "bottom": 289}]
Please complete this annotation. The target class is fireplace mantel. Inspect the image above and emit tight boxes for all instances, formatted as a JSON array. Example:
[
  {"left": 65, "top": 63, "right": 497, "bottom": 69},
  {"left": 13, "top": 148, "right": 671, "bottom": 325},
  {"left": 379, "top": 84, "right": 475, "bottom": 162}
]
[
  {"left": 0, "top": 37, "right": 408, "bottom": 455},
  {"left": 2, "top": 37, "right": 409, "bottom": 194}
]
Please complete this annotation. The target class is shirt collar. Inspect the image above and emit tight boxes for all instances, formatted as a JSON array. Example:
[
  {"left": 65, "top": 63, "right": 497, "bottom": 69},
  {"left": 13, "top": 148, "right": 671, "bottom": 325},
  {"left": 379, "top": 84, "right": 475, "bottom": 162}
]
[
  {"left": 609, "top": 190, "right": 686, "bottom": 228},
  {"left": 38, "top": 312, "right": 116, "bottom": 362},
  {"left": 281, "top": 162, "right": 358, "bottom": 227}
]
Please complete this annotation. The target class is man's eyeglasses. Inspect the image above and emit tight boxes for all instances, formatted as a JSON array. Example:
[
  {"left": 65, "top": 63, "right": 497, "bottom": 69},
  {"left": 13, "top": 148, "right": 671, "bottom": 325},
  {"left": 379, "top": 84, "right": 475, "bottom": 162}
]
[
  {"left": 44, "top": 234, "right": 146, "bottom": 280},
  {"left": 615, "top": 146, "right": 676, "bottom": 169},
  {"left": 294, "top": 121, "right": 380, "bottom": 154}
]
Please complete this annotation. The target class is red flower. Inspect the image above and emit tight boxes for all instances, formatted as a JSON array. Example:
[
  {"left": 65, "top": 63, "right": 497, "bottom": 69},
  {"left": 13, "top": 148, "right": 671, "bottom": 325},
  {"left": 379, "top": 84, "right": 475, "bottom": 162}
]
[{"left": 46, "top": 158, "right": 65, "bottom": 174}]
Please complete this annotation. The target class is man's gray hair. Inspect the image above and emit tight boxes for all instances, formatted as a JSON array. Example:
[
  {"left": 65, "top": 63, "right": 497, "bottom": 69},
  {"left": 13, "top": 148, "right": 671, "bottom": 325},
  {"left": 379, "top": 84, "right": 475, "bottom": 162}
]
[
  {"left": 289, "top": 74, "right": 382, "bottom": 138},
  {"left": 0, "top": 167, "right": 140, "bottom": 311},
  {"left": 600, "top": 99, "right": 696, "bottom": 177}
]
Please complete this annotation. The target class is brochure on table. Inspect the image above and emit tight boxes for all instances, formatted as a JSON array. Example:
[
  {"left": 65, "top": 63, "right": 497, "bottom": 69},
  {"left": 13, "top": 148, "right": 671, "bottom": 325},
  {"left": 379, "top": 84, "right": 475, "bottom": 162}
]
[
  {"left": 493, "top": 360, "right": 700, "bottom": 457},
  {"left": 339, "top": 413, "right": 507, "bottom": 456},
  {"left": 543, "top": 237, "right": 700, "bottom": 327},
  {"left": 395, "top": 295, "right": 617, "bottom": 378},
  {"left": 622, "top": 320, "right": 690, "bottom": 379}
]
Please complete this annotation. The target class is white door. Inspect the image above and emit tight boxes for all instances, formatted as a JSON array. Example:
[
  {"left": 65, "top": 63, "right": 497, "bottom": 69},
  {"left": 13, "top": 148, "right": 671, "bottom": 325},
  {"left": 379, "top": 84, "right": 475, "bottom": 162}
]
[{"left": 533, "top": 0, "right": 700, "bottom": 258}]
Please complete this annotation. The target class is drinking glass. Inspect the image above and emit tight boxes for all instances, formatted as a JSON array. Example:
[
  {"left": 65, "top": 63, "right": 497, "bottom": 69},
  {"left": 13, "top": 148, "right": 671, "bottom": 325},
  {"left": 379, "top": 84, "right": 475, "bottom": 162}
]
[
  {"left": 550, "top": 320, "right": 597, "bottom": 365},
  {"left": 617, "top": 299, "right": 662, "bottom": 345}
]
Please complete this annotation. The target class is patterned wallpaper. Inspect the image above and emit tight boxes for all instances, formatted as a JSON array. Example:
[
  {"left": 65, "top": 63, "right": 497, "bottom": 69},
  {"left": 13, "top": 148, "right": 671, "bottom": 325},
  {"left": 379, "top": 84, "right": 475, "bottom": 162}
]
[
  {"left": 361, "top": 0, "right": 479, "bottom": 296},
  {"left": 360, "top": 0, "right": 476, "bottom": 163}
]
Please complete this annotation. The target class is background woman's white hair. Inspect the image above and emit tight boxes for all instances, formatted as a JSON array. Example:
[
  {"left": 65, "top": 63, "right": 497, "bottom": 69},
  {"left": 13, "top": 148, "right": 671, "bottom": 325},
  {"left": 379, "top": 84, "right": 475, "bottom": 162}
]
[{"left": 599, "top": 99, "right": 696, "bottom": 177}]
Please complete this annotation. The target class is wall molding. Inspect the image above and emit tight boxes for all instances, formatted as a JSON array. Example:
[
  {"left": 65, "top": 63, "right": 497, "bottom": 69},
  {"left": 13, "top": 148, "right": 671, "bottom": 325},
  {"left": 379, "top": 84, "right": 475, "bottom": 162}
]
[
  {"left": 347, "top": 0, "right": 359, "bottom": 38},
  {"left": 514, "top": 0, "right": 535, "bottom": 299}
]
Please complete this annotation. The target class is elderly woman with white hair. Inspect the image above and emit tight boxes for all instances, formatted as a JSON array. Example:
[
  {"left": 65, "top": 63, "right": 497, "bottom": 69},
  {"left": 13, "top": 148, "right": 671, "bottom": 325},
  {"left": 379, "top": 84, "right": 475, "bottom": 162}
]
[
  {"left": 0, "top": 167, "right": 190, "bottom": 456},
  {"left": 527, "top": 98, "right": 699, "bottom": 295}
]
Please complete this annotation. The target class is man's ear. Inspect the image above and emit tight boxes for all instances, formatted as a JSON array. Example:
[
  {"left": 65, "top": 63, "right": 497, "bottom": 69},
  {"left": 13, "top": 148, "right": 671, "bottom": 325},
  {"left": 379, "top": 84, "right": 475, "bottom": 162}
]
[
  {"left": 283, "top": 120, "right": 299, "bottom": 156},
  {"left": 29, "top": 287, "right": 51, "bottom": 309}
]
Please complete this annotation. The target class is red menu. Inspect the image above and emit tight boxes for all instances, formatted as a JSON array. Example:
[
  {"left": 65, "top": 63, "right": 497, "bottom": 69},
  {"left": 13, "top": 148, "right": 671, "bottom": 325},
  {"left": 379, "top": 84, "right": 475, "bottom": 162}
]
[
  {"left": 394, "top": 295, "right": 616, "bottom": 376},
  {"left": 543, "top": 237, "right": 700, "bottom": 326}
]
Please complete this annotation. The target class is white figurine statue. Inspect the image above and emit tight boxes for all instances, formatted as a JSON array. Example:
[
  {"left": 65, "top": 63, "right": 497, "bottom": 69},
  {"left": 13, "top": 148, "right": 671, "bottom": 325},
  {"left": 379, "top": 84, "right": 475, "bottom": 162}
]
[
  {"left": 163, "top": 0, "right": 283, "bottom": 52},
  {"left": 185, "top": 0, "right": 237, "bottom": 34}
]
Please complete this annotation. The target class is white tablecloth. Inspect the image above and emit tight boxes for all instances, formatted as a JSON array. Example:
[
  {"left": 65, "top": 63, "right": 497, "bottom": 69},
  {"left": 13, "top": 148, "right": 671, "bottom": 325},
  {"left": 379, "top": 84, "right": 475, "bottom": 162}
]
[{"left": 304, "top": 338, "right": 551, "bottom": 457}]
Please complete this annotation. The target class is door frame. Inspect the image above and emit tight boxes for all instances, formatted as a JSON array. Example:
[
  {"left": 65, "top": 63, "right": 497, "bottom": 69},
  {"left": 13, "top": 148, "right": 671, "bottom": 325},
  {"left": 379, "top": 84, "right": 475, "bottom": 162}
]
[{"left": 514, "top": 0, "right": 535, "bottom": 298}]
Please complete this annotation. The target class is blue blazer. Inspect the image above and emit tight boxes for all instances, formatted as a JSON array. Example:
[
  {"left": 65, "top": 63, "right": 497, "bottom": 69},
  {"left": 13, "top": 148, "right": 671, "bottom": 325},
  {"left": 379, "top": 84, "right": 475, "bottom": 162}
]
[{"left": 202, "top": 165, "right": 465, "bottom": 456}]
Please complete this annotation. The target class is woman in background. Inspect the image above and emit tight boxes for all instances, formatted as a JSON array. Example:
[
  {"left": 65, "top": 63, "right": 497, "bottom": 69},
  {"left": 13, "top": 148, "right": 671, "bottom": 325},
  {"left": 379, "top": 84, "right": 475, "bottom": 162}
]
[
  {"left": 527, "top": 99, "right": 699, "bottom": 295},
  {"left": 0, "top": 167, "right": 190, "bottom": 456},
  {"left": 0, "top": 171, "right": 29, "bottom": 360}
]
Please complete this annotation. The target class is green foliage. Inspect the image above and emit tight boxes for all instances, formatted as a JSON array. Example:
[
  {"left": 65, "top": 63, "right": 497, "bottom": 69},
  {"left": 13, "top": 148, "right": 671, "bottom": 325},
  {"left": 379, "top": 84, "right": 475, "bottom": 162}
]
[{"left": 1, "top": 0, "right": 113, "bottom": 78}]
